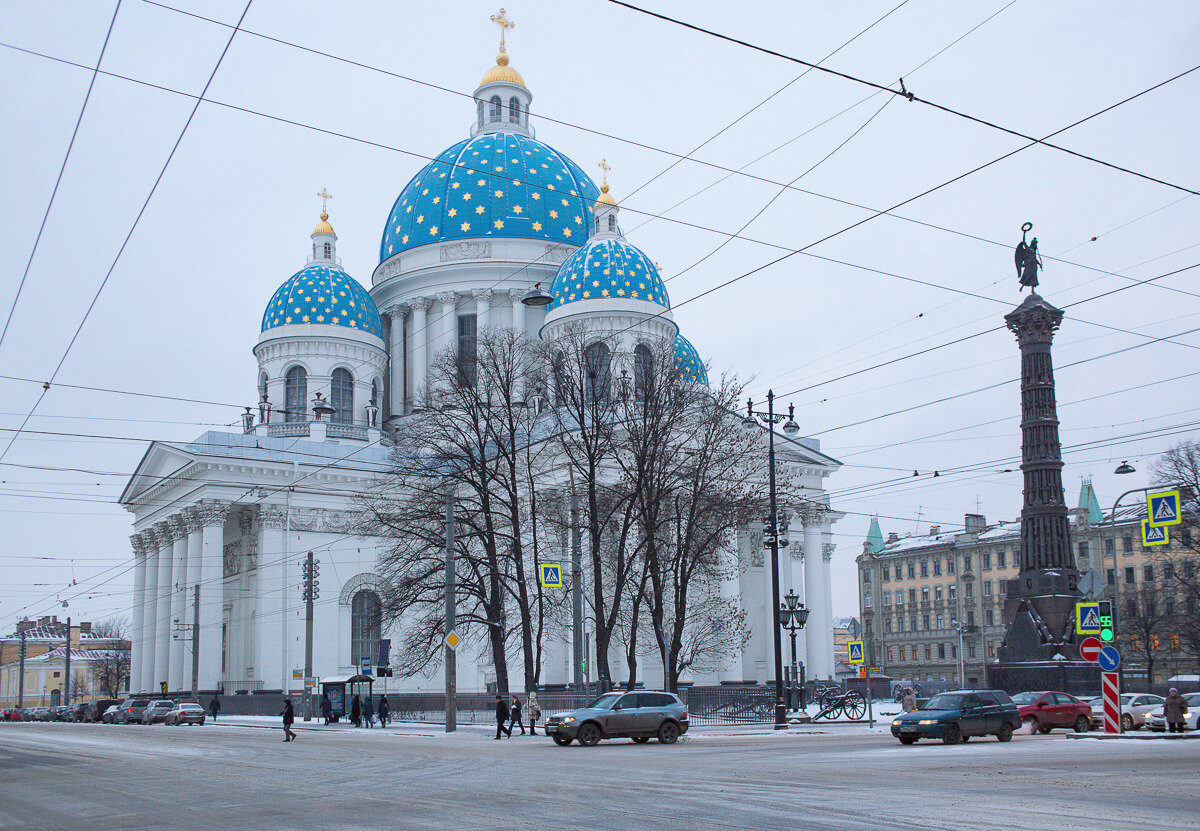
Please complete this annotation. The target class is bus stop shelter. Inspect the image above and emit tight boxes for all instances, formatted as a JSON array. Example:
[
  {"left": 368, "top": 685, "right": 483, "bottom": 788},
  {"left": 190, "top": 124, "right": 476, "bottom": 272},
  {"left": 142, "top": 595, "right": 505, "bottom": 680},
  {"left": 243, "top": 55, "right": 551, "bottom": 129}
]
[{"left": 319, "top": 675, "right": 373, "bottom": 720}]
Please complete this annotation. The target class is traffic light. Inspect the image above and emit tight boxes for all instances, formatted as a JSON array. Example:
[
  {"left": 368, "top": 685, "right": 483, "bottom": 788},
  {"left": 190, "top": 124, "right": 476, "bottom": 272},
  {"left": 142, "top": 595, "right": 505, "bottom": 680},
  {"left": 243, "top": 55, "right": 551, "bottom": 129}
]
[{"left": 1098, "top": 600, "right": 1114, "bottom": 642}]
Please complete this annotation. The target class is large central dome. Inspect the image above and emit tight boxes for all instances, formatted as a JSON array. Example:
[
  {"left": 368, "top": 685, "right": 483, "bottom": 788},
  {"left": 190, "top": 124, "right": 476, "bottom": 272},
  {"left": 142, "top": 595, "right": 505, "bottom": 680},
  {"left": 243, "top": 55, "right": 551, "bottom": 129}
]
[{"left": 380, "top": 133, "right": 601, "bottom": 263}]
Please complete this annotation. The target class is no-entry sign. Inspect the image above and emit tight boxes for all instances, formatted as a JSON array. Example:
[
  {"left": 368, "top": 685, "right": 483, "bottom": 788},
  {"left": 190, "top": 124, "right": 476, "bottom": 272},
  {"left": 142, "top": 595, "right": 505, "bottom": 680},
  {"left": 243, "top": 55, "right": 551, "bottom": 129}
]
[{"left": 1080, "top": 637, "right": 1102, "bottom": 662}]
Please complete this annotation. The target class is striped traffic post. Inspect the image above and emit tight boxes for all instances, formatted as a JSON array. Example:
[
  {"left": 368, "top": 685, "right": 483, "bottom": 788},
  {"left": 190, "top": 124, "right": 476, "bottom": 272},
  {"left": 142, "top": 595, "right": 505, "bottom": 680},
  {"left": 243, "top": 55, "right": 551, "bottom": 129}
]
[{"left": 1102, "top": 671, "right": 1121, "bottom": 734}]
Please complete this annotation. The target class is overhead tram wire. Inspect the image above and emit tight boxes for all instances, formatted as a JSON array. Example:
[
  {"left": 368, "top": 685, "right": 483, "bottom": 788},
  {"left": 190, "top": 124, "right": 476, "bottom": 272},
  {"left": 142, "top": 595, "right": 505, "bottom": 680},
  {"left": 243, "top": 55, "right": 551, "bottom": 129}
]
[
  {"left": 0, "top": 0, "right": 257, "bottom": 467},
  {"left": 0, "top": 0, "right": 122, "bottom": 355},
  {"left": 607, "top": 0, "right": 1200, "bottom": 197}
]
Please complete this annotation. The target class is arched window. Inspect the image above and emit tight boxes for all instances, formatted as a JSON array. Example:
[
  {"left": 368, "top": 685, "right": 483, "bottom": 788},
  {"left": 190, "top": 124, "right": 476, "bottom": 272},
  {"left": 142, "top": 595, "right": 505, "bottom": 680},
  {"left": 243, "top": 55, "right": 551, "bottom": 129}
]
[
  {"left": 608, "top": 215, "right": 617, "bottom": 232},
  {"left": 258, "top": 371, "right": 268, "bottom": 400},
  {"left": 350, "top": 589, "right": 381, "bottom": 668},
  {"left": 476, "top": 99, "right": 485, "bottom": 124},
  {"left": 594, "top": 217, "right": 600, "bottom": 234},
  {"left": 370, "top": 378, "right": 379, "bottom": 406},
  {"left": 331, "top": 368, "right": 354, "bottom": 424},
  {"left": 284, "top": 366, "right": 307, "bottom": 422},
  {"left": 509, "top": 97, "right": 521, "bottom": 123},
  {"left": 584, "top": 342, "right": 611, "bottom": 403},
  {"left": 323, "top": 242, "right": 332, "bottom": 258},
  {"left": 489, "top": 96, "right": 502, "bottom": 122},
  {"left": 634, "top": 344, "right": 653, "bottom": 400}
]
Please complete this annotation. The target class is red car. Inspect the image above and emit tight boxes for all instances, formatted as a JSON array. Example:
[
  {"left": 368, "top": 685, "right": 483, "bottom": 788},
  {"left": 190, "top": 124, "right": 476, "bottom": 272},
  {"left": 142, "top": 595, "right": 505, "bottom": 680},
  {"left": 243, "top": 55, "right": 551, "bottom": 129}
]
[{"left": 1011, "top": 691, "right": 1092, "bottom": 733}]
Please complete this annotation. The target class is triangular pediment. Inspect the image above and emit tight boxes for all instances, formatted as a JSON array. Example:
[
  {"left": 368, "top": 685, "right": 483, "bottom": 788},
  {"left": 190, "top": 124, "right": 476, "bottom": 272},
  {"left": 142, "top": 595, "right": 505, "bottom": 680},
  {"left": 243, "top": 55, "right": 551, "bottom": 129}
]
[{"left": 119, "top": 441, "right": 197, "bottom": 506}]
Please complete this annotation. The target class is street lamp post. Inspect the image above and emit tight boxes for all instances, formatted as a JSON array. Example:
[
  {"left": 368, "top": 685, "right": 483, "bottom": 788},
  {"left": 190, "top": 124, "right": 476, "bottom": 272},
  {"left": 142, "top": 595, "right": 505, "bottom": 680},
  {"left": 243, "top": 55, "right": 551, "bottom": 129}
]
[
  {"left": 779, "top": 590, "right": 810, "bottom": 712},
  {"left": 950, "top": 619, "right": 967, "bottom": 688},
  {"left": 744, "top": 391, "right": 800, "bottom": 730}
]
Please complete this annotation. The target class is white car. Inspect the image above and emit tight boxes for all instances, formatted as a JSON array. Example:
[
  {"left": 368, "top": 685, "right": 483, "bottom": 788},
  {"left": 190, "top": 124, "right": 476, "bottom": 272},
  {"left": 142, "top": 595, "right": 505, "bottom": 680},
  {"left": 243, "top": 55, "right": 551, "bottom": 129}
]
[
  {"left": 1147, "top": 693, "right": 1200, "bottom": 732},
  {"left": 1088, "top": 693, "right": 1166, "bottom": 731}
]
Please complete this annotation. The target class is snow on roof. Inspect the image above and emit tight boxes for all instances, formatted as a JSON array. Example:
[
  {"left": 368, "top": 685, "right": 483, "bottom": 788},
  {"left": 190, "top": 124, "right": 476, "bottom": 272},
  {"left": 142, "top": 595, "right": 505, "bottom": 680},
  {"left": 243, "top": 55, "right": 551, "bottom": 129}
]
[
  {"left": 879, "top": 531, "right": 958, "bottom": 553},
  {"left": 977, "top": 521, "right": 1020, "bottom": 541},
  {"left": 23, "top": 646, "right": 127, "bottom": 663}
]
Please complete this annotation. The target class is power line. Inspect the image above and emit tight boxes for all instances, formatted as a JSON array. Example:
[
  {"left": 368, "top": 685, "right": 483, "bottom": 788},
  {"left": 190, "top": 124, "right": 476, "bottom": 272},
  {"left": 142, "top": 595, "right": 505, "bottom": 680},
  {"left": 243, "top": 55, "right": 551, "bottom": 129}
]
[{"left": 607, "top": 0, "right": 1200, "bottom": 196}]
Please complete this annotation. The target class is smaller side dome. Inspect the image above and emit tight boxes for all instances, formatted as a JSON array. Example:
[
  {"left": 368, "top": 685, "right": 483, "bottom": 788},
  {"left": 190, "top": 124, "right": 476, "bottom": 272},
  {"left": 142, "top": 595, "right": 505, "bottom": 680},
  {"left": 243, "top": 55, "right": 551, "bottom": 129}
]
[
  {"left": 549, "top": 239, "right": 670, "bottom": 310},
  {"left": 674, "top": 334, "right": 708, "bottom": 386},
  {"left": 262, "top": 265, "right": 383, "bottom": 339},
  {"left": 480, "top": 52, "right": 527, "bottom": 89},
  {"left": 313, "top": 210, "right": 334, "bottom": 235}
]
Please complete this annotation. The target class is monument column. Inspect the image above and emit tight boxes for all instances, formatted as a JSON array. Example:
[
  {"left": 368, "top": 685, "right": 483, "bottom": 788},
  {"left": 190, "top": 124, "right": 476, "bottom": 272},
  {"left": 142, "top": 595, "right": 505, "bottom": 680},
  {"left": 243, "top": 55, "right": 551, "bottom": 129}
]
[
  {"left": 821, "top": 541, "right": 837, "bottom": 679},
  {"left": 385, "top": 305, "right": 407, "bottom": 418},
  {"left": 182, "top": 508, "right": 204, "bottom": 689},
  {"left": 256, "top": 504, "right": 288, "bottom": 692},
  {"left": 168, "top": 515, "right": 189, "bottom": 692},
  {"left": 410, "top": 297, "right": 430, "bottom": 407},
  {"left": 196, "top": 500, "right": 228, "bottom": 692},
  {"left": 800, "top": 505, "right": 828, "bottom": 679},
  {"left": 129, "top": 533, "right": 149, "bottom": 694},
  {"left": 508, "top": 288, "right": 526, "bottom": 337},
  {"left": 473, "top": 288, "right": 492, "bottom": 330},
  {"left": 152, "top": 521, "right": 175, "bottom": 691},
  {"left": 139, "top": 530, "right": 160, "bottom": 692}
]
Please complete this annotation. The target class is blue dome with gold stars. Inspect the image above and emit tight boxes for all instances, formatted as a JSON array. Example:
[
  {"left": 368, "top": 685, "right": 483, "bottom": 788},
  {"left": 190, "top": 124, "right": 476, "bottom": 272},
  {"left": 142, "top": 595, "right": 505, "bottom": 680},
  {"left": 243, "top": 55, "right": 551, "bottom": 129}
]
[
  {"left": 548, "top": 238, "right": 670, "bottom": 311},
  {"left": 261, "top": 265, "right": 383, "bottom": 339},
  {"left": 674, "top": 334, "right": 708, "bottom": 385},
  {"left": 380, "top": 133, "right": 602, "bottom": 262}
]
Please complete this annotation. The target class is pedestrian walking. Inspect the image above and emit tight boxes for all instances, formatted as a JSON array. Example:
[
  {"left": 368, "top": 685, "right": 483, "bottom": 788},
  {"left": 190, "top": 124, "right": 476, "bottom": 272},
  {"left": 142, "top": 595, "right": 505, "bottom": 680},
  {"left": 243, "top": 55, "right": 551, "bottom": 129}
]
[
  {"left": 320, "top": 693, "right": 333, "bottom": 725},
  {"left": 280, "top": 698, "right": 297, "bottom": 742},
  {"left": 494, "top": 694, "right": 511, "bottom": 739},
  {"left": 364, "top": 694, "right": 374, "bottom": 729},
  {"left": 527, "top": 691, "right": 541, "bottom": 736},
  {"left": 508, "top": 694, "right": 525, "bottom": 735},
  {"left": 209, "top": 695, "right": 221, "bottom": 721},
  {"left": 350, "top": 694, "right": 361, "bottom": 729},
  {"left": 902, "top": 688, "right": 917, "bottom": 713},
  {"left": 1164, "top": 688, "right": 1187, "bottom": 733},
  {"left": 378, "top": 695, "right": 390, "bottom": 727}
]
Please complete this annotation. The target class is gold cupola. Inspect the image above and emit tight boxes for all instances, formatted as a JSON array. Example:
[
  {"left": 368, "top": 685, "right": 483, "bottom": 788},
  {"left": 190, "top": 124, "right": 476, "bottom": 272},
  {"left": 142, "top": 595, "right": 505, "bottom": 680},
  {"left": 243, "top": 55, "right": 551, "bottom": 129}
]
[{"left": 479, "top": 8, "right": 526, "bottom": 88}]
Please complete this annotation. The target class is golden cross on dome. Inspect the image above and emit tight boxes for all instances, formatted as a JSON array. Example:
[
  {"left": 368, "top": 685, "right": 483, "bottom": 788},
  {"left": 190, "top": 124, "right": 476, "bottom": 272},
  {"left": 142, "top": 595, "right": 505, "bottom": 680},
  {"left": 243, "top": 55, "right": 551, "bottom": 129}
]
[
  {"left": 317, "top": 188, "right": 333, "bottom": 213},
  {"left": 598, "top": 159, "right": 612, "bottom": 187},
  {"left": 491, "top": 8, "right": 515, "bottom": 53}
]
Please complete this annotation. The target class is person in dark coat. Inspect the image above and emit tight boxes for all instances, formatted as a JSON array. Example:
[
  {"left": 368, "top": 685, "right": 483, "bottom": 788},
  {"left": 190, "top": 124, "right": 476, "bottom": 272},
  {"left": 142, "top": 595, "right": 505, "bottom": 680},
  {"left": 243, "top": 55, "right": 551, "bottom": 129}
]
[
  {"left": 350, "top": 694, "right": 361, "bottom": 728},
  {"left": 377, "top": 696, "right": 390, "bottom": 727},
  {"left": 363, "top": 695, "right": 374, "bottom": 729},
  {"left": 495, "top": 694, "right": 511, "bottom": 739},
  {"left": 280, "top": 698, "right": 296, "bottom": 742},
  {"left": 320, "top": 693, "right": 333, "bottom": 725},
  {"left": 508, "top": 694, "right": 525, "bottom": 735},
  {"left": 1163, "top": 688, "right": 1187, "bottom": 733},
  {"left": 209, "top": 695, "right": 220, "bottom": 721}
]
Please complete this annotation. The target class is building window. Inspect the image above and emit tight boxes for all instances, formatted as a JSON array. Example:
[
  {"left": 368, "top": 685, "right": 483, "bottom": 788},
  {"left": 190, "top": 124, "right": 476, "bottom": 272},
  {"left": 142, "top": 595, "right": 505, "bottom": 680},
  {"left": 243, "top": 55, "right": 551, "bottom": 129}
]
[
  {"left": 508, "top": 96, "right": 521, "bottom": 123},
  {"left": 323, "top": 242, "right": 332, "bottom": 258},
  {"left": 983, "top": 580, "right": 993, "bottom": 597},
  {"left": 284, "top": 366, "right": 307, "bottom": 422},
  {"left": 350, "top": 590, "right": 381, "bottom": 667},
  {"left": 897, "top": 617, "right": 904, "bottom": 634},
  {"left": 583, "top": 342, "right": 611, "bottom": 403},
  {"left": 864, "top": 594, "right": 873, "bottom": 608},
  {"left": 326, "top": 368, "right": 354, "bottom": 424},
  {"left": 1122, "top": 536, "right": 1133, "bottom": 552},
  {"left": 457, "top": 314, "right": 478, "bottom": 388},
  {"left": 985, "top": 609, "right": 995, "bottom": 626},
  {"left": 947, "top": 558, "right": 955, "bottom": 575},
  {"left": 899, "top": 646, "right": 906, "bottom": 662},
  {"left": 933, "top": 559, "right": 941, "bottom": 576},
  {"left": 936, "top": 613, "right": 944, "bottom": 629},
  {"left": 922, "top": 614, "right": 930, "bottom": 630},
  {"left": 982, "top": 552, "right": 991, "bottom": 570},
  {"left": 1124, "top": 566, "right": 1135, "bottom": 585},
  {"left": 489, "top": 95, "right": 502, "bottom": 121},
  {"left": 1130, "top": 634, "right": 1140, "bottom": 651},
  {"left": 908, "top": 588, "right": 916, "bottom": 604},
  {"left": 925, "top": 645, "right": 932, "bottom": 661},
  {"left": 864, "top": 568, "right": 872, "bottom": 584},
  {"left": 910, "top": 615, "right": 918, "bottom": 632},
  {"left": 887, "top": 646, "right": 894, "bottom": 661},
  {"left": 948, "top": 584, "right": 956, "bottom": 600},
  {"left": 965, "top": 582, "right": 973, "bottom": 599},
  {"left": 938, "top": 643, "right": 946, "bottom": 660},
  {"left": 952, "top": 643, "right": 958, "bottom": 659},
  {"left": 921, "top": 561, "right": 929, "bottom": 577},
  {"left": 1105, "top": 538, "right": 1115, "bottom": 557},
  {"left": 1143, "top": 564, "right": 1154, "bottom": 581},
  {"left": 921, "top": 587, "right": 929, "bottom": 602},
  {"left": 935, "top": 585, "right": 943, "bottom": 601},
  {"left": 968, "top": 642, "right": 976, "bottom": 658},
  {"left": 1164, "top": 562, "right": 1174, "bottom": 580},
  {"left": 865, "top": 619, "right": 873, "bottom": 635},
  {"left": 1078, "top": 542, "right": 1088, "bottom": 561},
  {"left": 906, "top": 562, "right": 915, "bottom": 579},
  {"left": 964, "top": 554, "right": 972, "bottom": 572},
  {"left": 894, "top": 564, "right": 902, "bottom": 580},
  {"left": 966, "top": 609, "right": 975, "bottom": 628},
  {"left": 997, "top": 549, "right": 1006, "bottom": 568},
  {"left": 634, "top": 344, "right": 653, "bottom": 399},
  {"left": 1171, "top": 634, "right": 1181, "bottom": 650},
  {"left": 882, "top": 590, "right": 891, "bottom": 606},
  {"left": 988, "top": 642, "right": 996, "bottom": 658},
  {"left": 1186, "top": 561, "right": 1197, "bottom": 579},
  {"left": 607, "top": 214, "right": 616, "bottom": 232},
  {"left": 881, "top": 567, "right": 889, "bottom": 583},
  {"left": 884, "top": 617, "right": 892, "bottom": 634}
]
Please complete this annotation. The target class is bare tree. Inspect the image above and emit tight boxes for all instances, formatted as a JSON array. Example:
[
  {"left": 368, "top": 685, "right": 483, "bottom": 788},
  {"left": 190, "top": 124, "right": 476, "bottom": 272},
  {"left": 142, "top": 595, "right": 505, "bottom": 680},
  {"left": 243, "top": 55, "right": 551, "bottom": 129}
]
[
  {"left": 91, "top": 649, "right": 132, "bottom": 697},
  {"left": 1122, "top": 584, "right": 1171, "bottom": 684},
  {"left": 1150, "top": 440, "right": 1200, "bottom": 672},
  {"left": 90, "top": 615, "right": 129, "bottom": 640}
]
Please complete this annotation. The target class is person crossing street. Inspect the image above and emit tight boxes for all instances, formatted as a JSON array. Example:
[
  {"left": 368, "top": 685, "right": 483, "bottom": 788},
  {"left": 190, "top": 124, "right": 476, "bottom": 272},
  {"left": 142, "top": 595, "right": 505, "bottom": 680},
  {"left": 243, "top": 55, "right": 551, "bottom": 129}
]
[
  {"left": 495, "top": 694, "right": 511, "bottom": 739},
  {"left": 280, "top": 698, "right": 297, "bottom": 742},
  {"left": 508, "top": 694, "right": 525, "bottom": 735}
]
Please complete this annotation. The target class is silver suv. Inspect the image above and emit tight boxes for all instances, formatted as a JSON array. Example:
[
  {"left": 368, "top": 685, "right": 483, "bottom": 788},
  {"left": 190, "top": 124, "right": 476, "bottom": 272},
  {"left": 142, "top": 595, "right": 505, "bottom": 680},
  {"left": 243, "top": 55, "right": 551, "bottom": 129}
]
[{"left": 545, "top": 691, "right": 689, "bottom": 747}]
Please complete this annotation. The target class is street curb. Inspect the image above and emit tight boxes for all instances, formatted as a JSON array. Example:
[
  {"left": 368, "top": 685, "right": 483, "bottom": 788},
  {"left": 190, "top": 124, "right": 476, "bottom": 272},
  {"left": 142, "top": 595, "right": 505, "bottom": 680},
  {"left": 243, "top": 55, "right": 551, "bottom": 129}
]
[{"left": 1063, "top": 731, "right": 1200, "bottom": 740}]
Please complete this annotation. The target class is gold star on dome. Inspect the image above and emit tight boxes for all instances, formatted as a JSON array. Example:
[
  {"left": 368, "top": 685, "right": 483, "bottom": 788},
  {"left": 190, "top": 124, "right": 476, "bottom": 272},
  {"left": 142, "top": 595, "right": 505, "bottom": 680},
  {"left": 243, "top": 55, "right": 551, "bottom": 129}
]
[
  {"left": 433, "top": 196, "right": 441, "bottom": 204},
  {"left": 422, "top": 188, "right": 429, "bottom": 195},
  {"left": 461, "top": 221, "right": 471, "bottom": 231},
  {"left": 494, "top": 190, "right": 503, "bottom": 198},
  {"left": 430, "top": 226, "right": 438, "bottom": 234},
  {"left": 448, "top": 208, "right": 457, "bottom": 217},
  {"left": 494, "top": 220, "right": 505, "bottom": 229},
  {"left": 513, "top": 205, "right": 523, "bottom": 214},
  {"left": 477, "top": 179, "right": 486, "bottom": 186},
  {"left": 563, "top": 228, "right": 572, "bottom": 236},
  {"left": 531, "top": 221, "right": 542, "bottom": 231},
  {"left": 452, "top": 182, "right": 460, "bottom": 189},
  {"left": 402, "top": 234, "right": 409, "bottom": 243},
  {"left": 475, "top": 206, "right": 485, "bottom": 214},
  {"left": 302, "top": 315, "right": 310, "bottom": 322},
  {"left": 416, "top": 215, "right": 424, "bottom": 224},
  {"left": 549, "top": 210, "right": 558, "bottom": 219},
  {"left": 531, "top": 193, "right": 540, "bottom": 200},
  {"left": 406, "top": 205, "right": 412, "bottom": 213},
  {"left": 463, "top": 193, "right": 472, "bottom": 201}
]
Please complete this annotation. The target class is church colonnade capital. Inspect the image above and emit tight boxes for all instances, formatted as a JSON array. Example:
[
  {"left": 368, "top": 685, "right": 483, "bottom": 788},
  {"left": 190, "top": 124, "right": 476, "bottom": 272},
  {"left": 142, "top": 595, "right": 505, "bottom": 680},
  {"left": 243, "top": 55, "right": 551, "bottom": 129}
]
[{"left": 797, "top": 503, "right": 830, "bottom": 528}]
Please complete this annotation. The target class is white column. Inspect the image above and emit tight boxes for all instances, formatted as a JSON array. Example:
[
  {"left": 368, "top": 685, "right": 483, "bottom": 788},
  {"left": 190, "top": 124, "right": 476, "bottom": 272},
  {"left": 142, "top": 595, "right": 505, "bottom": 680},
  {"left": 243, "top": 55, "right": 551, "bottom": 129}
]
[
  {"left": 196, "top": 500, "right": 227, "bottom": 692},
  {"left": 386, "top": 305, "right": 407, "bottom": 417},
  {"left": 183, "top": 508, "right": 203, "bottom": 690},
  {"left": 139, "top": 536, "right": 159, "bottom": 693},
  {"left": 473, "top": 288, "right": 492, "bottom": 330},
  {"left": 257, "top": 504, "right": 286, "bottom": 692},
  {"left": 508, "top": 288, "right": 526, "bottom": 337},
  {"left": 152, "top": 521, "right": 175, "bottom": 691},
  {"left": 168, "top": 516, "right": 188, "bottom": 692},
  {"left": 802, "top": 507, "right": 828, "bottom": 679},
  {"left": 438, "top": 291, "right": 457, "bottom": 357},
  {"left": 718, "top": 538, "right": 743, "bottom": 682},
  {"left": 410, "top": 297, "right": 430, "bottom": 407},
  {"left": 129, "top": 534, "right": 149, "bottom": 694},
  {"left": 821, "top": 538, "right": 836, "bottom": 679}
]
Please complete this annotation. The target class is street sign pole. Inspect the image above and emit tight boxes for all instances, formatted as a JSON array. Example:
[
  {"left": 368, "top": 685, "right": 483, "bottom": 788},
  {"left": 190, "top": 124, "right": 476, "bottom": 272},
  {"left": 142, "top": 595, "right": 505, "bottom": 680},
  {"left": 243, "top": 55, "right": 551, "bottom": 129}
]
[
  {"left": 445, "top": 490, "right": 456, "bottom": 733},
  {"left": 191, "top": 584, "right": 200, "bottom": 702}
]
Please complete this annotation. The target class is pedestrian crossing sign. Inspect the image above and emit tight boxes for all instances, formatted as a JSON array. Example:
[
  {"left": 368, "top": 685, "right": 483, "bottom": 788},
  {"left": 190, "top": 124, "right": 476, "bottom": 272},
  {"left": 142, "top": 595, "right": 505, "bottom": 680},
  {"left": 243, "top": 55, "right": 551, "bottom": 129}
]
[
  {"left": 848, "top": 640, "right": 864, "bottom": 664},
  {"left": 1141, "top": 520, "right": 1169, "bottom": 547},
  {"left": 1147, "top": 490, "right": 1181, "bottom": 527},
  {"left": 540, "top": 563, "right": 563, "bottom": 588},
  {"left": 1075, "top": 601, "right": 1102, "bottom": 635}
]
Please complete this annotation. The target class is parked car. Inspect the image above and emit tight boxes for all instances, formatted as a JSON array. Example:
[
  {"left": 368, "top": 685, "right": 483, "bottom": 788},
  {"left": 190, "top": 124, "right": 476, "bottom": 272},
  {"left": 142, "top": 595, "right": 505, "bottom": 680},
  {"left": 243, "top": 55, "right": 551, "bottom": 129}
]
[
  {"left": 117, "top": 699, "right": 150, "bottom": 724},
  {"left": 86, "top": 699, "right": 119, "bottom": 723},
  {"left": 1011, "top": 691, "right": 1092, "bottom": 733},
  {"left": 65, "top": 702, "right": 89, "bottom": 722},
  {"left": 48, "top": 706, "right": 67, "bottom": 721},
  {"left": 164, "top": 703, "right": 206, "bottom": 726},
  {"left": 101, "top": 704, "right": 122, "bottom": 724},
  {"left": 891, "top": 690, "right": 1021, "bottom": 744},
  {"left": 1147, "top": 693, "right": 1200, "bottom": 732},
  {"left": 1087, "top": 693, "right": 1166, "bottom": 731},
  {"left": 544, "top": 691, "right": 689, "bottom": 747},
  {"left": 141, "top": 700, "right": 176, "bottom": 724},
  {"left": 0, "top": 708, "right": 20, "bottom": 721},
  {"left": 28, "top": 707, "right": 52, "bottom": 721}
]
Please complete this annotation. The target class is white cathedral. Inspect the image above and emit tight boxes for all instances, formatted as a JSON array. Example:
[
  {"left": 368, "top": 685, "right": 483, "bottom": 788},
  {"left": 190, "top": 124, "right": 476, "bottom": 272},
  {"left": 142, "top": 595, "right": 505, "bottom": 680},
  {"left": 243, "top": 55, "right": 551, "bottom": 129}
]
[{"left": 120, "top": 22, "right": 843, "bottom": 698}]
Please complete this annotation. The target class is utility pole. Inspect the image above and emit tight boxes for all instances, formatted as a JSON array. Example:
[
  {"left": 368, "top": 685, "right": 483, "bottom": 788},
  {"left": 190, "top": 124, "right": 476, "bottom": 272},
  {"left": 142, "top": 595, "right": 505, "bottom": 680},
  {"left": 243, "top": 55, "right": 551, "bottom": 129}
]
[
  {"left": 190, "top": 584, "right": 200, "bottom": 701},
  {"left": 444, "top": 491, "right": 457, "bottom": 733},
  {"left": 63, "top": 617, "right": 71, "bottom": 706},
  {"left": 17, "top": 630, "right": 26, "bottom": 707},
  {"left": 301, "top": 552, "right": 319, "bottom": 721},
  {"left": 570, "top": 491, "right": 583, "bottom": 696}
]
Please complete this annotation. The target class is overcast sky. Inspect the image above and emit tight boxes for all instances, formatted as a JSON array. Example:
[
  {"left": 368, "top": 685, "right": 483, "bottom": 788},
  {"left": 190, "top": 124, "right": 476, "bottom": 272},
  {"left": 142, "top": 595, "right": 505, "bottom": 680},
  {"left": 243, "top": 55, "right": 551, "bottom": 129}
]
[{"left": 2, "top": 0, "right": 1198, "bottom": 634}]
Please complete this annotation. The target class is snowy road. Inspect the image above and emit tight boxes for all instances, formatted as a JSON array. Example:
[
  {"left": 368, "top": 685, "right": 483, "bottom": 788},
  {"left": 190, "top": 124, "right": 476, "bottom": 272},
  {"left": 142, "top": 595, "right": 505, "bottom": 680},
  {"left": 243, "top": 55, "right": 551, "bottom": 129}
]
[{"left": 0, "top": 721, "right": 1196, "bottom": 830}]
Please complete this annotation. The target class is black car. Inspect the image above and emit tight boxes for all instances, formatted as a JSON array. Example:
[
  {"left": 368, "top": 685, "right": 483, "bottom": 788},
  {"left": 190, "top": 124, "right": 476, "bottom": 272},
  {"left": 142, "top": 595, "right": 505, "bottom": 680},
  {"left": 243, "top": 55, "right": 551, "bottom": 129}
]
[
  {"left": 891, "top": 690, "right": 1022, "bottom": 744},
  {"left": 66, "top": 702, "right": 90, "bottom": 722},
  {"left": 86, "top": 699, "right": 119, "bottom": 723}
]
